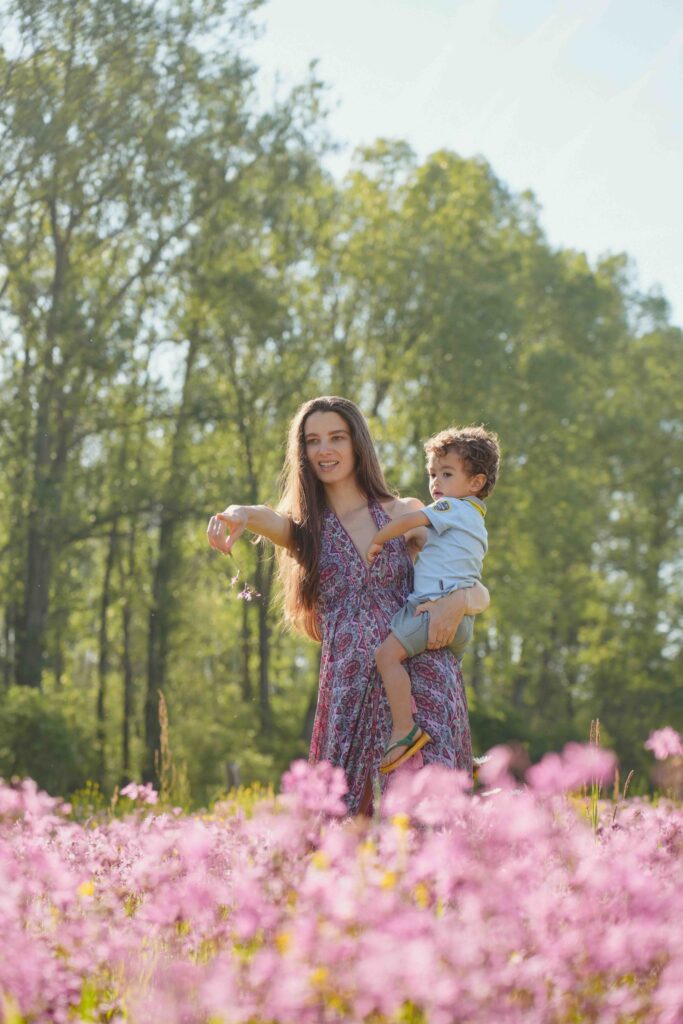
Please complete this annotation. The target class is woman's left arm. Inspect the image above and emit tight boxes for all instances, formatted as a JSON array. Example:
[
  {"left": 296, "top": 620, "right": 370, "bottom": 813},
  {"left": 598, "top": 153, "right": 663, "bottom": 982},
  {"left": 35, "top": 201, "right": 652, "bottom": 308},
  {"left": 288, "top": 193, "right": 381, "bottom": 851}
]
[{"left": 415, "top": 582, "right": 490, "bottom": 649}]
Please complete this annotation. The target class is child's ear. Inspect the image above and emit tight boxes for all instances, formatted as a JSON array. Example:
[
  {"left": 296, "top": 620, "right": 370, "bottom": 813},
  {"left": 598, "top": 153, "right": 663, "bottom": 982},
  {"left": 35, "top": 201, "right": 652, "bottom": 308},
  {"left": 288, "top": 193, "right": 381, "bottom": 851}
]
[{"left": 469, "top": 473, "right": 487, "bottom": 495}]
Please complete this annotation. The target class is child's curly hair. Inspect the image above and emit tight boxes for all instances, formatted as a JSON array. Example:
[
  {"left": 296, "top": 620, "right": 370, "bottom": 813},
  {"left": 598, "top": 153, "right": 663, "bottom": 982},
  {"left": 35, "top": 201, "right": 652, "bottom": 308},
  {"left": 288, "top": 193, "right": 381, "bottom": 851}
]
[{"left": 424, "top": 425, "right": 501, "bottom": 498}]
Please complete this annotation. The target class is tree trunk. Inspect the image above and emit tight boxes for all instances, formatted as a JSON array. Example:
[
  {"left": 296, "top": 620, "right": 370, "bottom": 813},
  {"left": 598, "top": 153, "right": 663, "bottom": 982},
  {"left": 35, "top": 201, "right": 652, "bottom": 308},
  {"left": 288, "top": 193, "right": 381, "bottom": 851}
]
[
  {"left": 240, "top": 598, "right": 253, "bottom": 702},
  {"left": 96, "top": 521, "right": 118, "bottom": 785},
  {"left": 118, "top": 519, "right": 138, "bottom": 786},
  {"left": 144, "top": 338, "right": 198, "bottom": 780},
  {"left": 15, "top": 366, "right": 55, "bottom": 686},
  {"left": 254, "top": 546, "right": 276, "bottom": 735},
  {"left": 15, "top": 212, "right": 69, "bottom": 688},
  {"left": 2, "top": 607, "right": 13, "bottom": 690},
  {"left": 121, "top": 599, "right": 134, "bottom": 785},
  {"left": 222, "top": 335, "right": 274, "bottom": 733},
  {"left": 16, "top": 434, "right": 54, "bottom": 688}
]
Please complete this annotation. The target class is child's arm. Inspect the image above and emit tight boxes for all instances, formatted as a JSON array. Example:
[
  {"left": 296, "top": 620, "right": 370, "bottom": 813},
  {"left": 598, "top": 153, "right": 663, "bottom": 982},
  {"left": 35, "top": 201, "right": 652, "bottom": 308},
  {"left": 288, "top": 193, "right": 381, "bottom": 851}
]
[{"left": 367, "top": 509, "right": 430, "bottom": 562}]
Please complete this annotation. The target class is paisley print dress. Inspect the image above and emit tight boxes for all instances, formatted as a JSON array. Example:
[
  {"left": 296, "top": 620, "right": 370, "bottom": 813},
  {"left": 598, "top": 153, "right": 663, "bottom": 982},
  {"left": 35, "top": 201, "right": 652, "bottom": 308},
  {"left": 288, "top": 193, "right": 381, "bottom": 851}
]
[{"left": 309, "top": 499, "right": 473, "bottom": 814}]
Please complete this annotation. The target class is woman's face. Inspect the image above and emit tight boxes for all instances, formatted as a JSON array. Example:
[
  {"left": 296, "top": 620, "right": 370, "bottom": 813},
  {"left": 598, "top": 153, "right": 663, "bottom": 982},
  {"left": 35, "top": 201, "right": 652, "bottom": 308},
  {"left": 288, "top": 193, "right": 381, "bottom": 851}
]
[{"left": 303, "top": 411, "right": 356, "bottom": 485}]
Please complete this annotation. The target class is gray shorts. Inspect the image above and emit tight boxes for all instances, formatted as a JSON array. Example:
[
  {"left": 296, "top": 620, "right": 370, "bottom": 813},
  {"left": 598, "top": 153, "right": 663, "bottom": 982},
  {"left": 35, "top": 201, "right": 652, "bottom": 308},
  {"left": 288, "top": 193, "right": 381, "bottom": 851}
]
[{"left": 390, "top": 598, "right": 474, "bottom": 659}]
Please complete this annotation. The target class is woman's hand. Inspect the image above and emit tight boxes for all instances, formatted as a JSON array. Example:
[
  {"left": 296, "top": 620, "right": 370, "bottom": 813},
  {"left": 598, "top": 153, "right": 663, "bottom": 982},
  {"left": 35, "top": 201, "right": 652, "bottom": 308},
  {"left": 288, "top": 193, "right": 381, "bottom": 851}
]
[
  {"left": 415, "top": 583, "right": 490, "bottom": 649},
  {"left": 416, "top": 589, "right": 467, "bottom": 649},
  {"left": 206, "top": 505, "right": 249, "bottom": 555}
]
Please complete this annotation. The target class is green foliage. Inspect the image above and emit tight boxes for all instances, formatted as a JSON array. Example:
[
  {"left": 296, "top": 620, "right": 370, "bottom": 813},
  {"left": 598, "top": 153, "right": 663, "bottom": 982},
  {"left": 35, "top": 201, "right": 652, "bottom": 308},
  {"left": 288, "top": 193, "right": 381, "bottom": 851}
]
[
  {"left": 69, "top": 780, "right": 108, "bottom": 822},
  {"left": 0, "top": 687, "right": 97, "bottom": 795}
]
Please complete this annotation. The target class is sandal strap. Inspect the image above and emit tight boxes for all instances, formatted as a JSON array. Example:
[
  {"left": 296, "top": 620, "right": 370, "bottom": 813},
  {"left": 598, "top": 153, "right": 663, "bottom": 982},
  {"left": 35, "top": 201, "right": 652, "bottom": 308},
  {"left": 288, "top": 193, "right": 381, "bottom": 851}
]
[{"left": 382, "top": 724, "right": 422, "bottom": 758}]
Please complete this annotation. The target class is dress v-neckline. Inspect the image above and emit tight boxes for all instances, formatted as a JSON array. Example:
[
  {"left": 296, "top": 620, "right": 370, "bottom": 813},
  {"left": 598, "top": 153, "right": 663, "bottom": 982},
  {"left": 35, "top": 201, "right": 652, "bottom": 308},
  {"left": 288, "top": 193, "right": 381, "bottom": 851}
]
[{"left": 329, "top": 499, "right": 383, "bottom": 571}]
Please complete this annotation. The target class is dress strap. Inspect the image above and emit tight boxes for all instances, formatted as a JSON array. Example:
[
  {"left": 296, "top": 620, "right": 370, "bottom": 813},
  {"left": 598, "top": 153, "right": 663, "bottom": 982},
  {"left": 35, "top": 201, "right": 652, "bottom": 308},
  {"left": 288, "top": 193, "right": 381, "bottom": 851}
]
[{"left": 368, "top": 497, "right": 390, "bottom": 529}]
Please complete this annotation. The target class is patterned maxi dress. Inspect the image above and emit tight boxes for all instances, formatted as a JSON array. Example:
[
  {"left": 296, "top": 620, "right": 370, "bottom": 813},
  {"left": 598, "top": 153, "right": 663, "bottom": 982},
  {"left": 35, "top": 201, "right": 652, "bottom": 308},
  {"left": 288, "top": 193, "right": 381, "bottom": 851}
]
[{"left": 309, "top": 499, "right": 473, "bottom": 814}]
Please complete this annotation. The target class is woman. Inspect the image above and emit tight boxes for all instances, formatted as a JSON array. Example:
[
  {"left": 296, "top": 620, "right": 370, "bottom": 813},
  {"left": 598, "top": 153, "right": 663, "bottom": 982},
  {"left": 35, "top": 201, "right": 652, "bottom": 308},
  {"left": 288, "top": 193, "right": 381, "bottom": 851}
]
[{"left": 206, "top": 396, "right": 488, "bottom": 814}]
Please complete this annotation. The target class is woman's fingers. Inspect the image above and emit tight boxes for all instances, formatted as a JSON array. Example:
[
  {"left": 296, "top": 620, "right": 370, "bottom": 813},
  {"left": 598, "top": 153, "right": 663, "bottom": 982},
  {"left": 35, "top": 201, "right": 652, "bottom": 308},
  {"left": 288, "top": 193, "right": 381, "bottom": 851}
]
[
  {"left": 223, "top": 519, "right": 245, "bottom": 553},
  {"left": 218, "top": 509, "right": 248, "bottom": 553},
  {"left": 207, "top": 506, "right": 249, "bottom": 555},
  {"left": 207, "top": 513, "right": 241, "bottom": 554},
  {"left": 414, "top": 600, "right": 447, "bottom": 649},
  {"left": 206, "top": 514, "right": 226, "bottom": 552},
  {"left": 421, "top": 590, "right": 467, "bottom": 649}
]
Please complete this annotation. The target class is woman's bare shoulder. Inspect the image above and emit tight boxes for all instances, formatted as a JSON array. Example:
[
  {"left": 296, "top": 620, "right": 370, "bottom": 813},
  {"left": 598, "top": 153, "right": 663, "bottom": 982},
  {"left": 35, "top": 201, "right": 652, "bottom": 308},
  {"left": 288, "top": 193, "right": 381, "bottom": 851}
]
[{"left": 380, "top": 495, "right": 426, "bottom": 518}]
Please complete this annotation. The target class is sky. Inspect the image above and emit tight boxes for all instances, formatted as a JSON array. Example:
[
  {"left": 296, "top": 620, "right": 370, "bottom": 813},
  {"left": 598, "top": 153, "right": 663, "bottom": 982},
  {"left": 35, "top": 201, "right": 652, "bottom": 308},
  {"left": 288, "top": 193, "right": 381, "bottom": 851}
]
[{"left": 248, "top": 0, "right": 683, "bottom": 325}]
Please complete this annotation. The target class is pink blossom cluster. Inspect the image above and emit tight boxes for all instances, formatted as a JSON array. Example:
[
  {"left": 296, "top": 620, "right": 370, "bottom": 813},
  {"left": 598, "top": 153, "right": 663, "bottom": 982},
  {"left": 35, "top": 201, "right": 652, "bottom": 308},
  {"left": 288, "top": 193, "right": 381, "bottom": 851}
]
[
  {"left": 1, "top": 733, "right": 683, "bottom": 1024},
  {"left": 120, "top": 782, "right": 159, "bottom": 805},
  {"left": 645, "top": 727, "right": 683, "bottom": 761}
]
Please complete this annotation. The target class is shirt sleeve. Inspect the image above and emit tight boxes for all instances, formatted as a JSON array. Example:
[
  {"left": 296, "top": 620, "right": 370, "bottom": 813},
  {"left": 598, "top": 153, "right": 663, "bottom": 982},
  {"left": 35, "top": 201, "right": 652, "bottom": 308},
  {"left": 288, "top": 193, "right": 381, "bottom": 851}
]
[{"left": 422, "top": 498, "right": 468, "bottom": 536}]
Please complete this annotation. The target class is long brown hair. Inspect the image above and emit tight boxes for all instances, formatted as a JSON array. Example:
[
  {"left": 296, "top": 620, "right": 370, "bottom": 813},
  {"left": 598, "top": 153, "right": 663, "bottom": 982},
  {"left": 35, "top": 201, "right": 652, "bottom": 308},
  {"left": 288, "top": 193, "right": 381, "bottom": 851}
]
[{"left": 277, "top": 396, "right": 393, "bottom": 640}]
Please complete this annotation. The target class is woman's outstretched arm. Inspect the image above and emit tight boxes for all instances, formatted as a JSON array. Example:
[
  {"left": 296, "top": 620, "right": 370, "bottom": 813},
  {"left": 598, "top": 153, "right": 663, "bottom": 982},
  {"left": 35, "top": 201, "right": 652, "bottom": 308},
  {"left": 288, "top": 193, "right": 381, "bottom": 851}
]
[{"left": 207, "top": 504, "right": 293, "bottom": 554}]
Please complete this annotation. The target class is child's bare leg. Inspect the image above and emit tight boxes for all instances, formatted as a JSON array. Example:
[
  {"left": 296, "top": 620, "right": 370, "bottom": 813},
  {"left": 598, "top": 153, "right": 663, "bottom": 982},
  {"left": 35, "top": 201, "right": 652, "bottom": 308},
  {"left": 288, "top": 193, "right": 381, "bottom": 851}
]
[{"left": 376, "top": 633, "right": 425, "bottom": 768}]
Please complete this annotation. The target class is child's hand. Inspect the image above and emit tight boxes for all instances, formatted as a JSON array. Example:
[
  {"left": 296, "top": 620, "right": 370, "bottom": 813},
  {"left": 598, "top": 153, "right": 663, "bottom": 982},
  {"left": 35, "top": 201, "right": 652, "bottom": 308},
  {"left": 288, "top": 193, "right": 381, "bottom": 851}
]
[{"left": 367, "top": 541, "right": 383, "bottom": 563}]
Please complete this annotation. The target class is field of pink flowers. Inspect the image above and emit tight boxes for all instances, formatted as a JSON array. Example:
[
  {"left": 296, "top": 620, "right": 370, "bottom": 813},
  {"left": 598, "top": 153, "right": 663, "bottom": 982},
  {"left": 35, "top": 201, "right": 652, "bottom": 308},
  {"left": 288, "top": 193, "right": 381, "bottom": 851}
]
[{"left": 2, "top": 729, "right": 683, "bottom": 1024}]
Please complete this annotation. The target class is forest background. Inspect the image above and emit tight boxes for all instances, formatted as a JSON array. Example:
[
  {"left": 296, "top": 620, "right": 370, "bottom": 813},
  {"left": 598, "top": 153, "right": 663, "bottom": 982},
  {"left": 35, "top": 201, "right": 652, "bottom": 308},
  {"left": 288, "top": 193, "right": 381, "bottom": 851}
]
[{"left": 1, "top": 0, "right": 681, "bottom": 805}]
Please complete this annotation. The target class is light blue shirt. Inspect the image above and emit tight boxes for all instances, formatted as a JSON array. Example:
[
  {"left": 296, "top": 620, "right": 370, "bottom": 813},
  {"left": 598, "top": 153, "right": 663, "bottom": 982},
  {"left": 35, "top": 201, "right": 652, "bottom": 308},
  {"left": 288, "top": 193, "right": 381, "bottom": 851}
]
[{"left": 411, "top": 497, "right": 488, "bottom": 601}]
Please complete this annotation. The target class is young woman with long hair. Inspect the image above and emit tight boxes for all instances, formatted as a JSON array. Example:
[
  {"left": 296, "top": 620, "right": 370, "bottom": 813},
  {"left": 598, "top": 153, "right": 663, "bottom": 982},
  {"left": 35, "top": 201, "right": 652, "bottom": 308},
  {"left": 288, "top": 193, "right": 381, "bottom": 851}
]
[{"left": 206, "top": 396, "right": 488, "bottom": 814}]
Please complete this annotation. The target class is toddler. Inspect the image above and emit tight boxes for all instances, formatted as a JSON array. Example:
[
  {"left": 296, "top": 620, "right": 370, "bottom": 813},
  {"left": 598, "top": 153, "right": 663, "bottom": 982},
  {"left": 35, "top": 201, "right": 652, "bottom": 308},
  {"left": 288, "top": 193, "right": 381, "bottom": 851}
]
[{"left": 367, "top": 425, "right": 500, "bottom": 773}]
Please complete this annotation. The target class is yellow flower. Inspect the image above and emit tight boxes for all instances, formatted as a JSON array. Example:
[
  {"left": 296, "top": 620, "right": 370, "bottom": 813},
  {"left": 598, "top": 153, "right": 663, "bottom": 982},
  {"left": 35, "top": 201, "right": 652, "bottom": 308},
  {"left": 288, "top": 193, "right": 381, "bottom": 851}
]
[
  {"left": 275, "top": 931, "right": 291, "bottom": 954},
  {"left": 77, "top": 880, "right": 95, "bottom": 898},
  {"left": 392, "top": 813, "right": 410, "bottom": 831},
  {"left": 311, "top": 851, "right": 329, "bottom": 870},
  {"left": 380, "top": 870, "right": 397, "bottom": 890},
  {"left": 286, "top": 889, "right": 298, "bottom": 908},
  {"left": 310, "top": 967, "right": 329, "bottom": 987},
  {"left": 358, "top": 838, "right": 375, "bottom": 859},
  {"left": 413, "top": 882, "right": 430, "bottom": 909}
]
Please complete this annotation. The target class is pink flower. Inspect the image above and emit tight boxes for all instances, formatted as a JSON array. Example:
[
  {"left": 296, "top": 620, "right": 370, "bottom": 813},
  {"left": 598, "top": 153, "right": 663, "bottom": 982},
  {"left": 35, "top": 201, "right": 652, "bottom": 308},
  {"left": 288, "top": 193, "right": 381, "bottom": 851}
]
[
  {"left": 645, "top": 727, "right": 683, "bottom": 761},
  {"left": 526, "top": 742, "right": 616, "bottom": 795},
  {"left": 477, "top": 745, "right": 516, "bottom": 791},
  {"left": 280, "top": 759, "right": 348, "bottom": 817},
  {"left": 120, "top": 782, "right": 159, "bottom": 805}
]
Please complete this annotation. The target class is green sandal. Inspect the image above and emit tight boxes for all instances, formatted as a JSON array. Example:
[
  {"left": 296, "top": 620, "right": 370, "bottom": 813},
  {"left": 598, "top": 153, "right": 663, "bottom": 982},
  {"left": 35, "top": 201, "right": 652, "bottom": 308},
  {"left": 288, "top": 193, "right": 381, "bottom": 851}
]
[{"left": 379, "top": 724, "right": 432, "bottom": 775}]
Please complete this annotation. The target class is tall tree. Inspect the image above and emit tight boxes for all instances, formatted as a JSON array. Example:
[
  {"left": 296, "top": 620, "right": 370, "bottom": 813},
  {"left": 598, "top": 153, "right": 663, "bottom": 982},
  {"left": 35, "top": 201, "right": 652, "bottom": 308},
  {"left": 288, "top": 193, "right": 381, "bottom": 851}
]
[{"left": 0, "top": 0, "right": 266, "bottom": 687}]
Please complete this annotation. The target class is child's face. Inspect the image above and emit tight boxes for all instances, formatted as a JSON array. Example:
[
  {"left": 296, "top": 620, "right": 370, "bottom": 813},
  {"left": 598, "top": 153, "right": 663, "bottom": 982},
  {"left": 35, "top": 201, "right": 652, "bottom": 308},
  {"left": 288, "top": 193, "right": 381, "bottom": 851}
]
[{"left": 427, "top": 453, "right": 483, "bottom": 501}]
